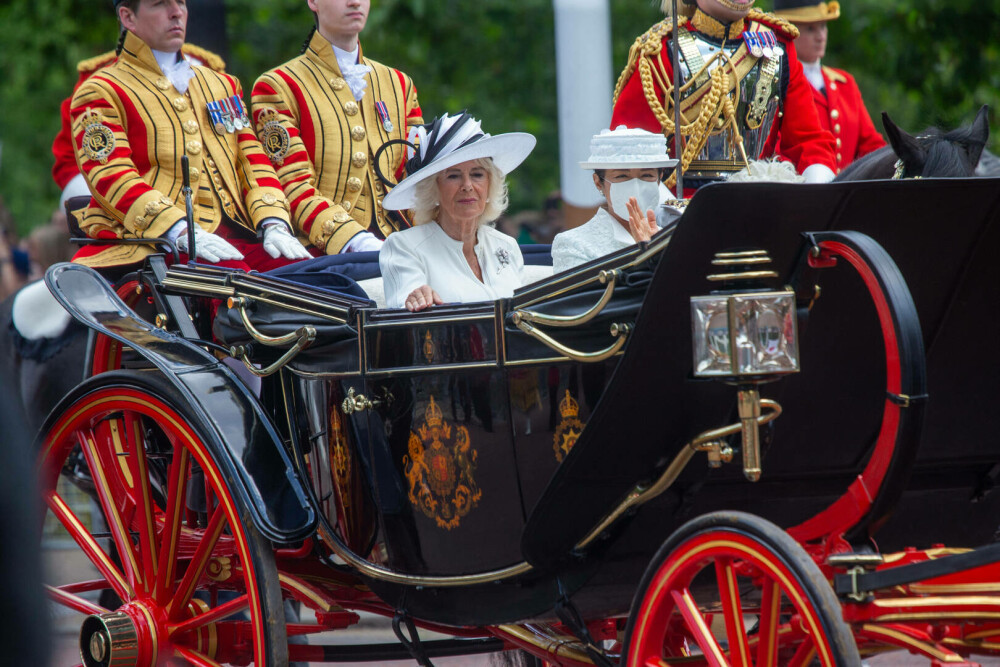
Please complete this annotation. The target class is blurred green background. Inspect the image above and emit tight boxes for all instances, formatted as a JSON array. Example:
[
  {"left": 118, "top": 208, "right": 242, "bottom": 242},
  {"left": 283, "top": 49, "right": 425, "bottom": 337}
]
[{"left": 0, "top": 0, "right": 997, "bottom": 236}]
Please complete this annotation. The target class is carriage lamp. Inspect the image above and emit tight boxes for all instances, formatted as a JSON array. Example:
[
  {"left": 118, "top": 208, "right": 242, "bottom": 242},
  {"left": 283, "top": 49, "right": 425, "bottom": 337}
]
[
  {"left": 690, "top": 251, "right": 800, "bottom": 482},
  {"left": 690, "top": 290, "right": 799, "bottom": 378}
]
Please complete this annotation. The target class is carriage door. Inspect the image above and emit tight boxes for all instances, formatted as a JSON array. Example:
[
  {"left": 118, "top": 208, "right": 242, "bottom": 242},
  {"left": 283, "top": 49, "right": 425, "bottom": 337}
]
[{"left": 361, "top": 304, "right": 527, "bottom": 576}]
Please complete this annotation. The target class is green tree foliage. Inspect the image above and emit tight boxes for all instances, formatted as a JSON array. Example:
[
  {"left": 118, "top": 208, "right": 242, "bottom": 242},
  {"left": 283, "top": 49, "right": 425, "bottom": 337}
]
[{"left": 1, "top": 0, "right": 996, "bottom": 236}]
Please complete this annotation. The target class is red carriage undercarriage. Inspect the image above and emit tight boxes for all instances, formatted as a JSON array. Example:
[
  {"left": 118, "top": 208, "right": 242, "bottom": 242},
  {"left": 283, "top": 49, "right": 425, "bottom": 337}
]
[{"left": 35, "top": 177, "right": 1000, "bottom": 666}]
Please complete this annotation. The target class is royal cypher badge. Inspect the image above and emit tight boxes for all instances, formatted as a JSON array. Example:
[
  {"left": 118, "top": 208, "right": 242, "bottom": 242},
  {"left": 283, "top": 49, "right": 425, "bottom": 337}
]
[
  {"left": 81, "top": 108, "right": 116, "bottom": 164},
  {"left": 257, "top": 107, "right": 291, "bottom": 166}
]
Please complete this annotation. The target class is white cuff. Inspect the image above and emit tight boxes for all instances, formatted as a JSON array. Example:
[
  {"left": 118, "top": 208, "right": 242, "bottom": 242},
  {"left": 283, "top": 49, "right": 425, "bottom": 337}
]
[
  {"left": 802, "top": 164, "right": 836, "bottom": 184},
  {"left": 343, "top": 231, "right": 383, "bottom": 253}
]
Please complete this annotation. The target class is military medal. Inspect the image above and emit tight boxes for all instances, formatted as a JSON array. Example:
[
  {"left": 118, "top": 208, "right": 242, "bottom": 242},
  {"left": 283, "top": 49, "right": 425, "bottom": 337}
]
[
  {"left": 744, "top": 32, "right": 763, "bottom": 58},
  {"left": 223, "top": 98, "right": 242, "bottom": 131},
  {"left": 80, "top": 108, "right": 116, "bottom": 164},
  {"left": 375, "top": 101, "right": 394, "bottom": 133},
  {"left": 231, "top": 95, "right": 250, "bottom": 129},
  {"left": 761, "top": 32, "right": 775, "bottom": 59},
  {"left": 207, "top": 100, "right": 226, "bottom": 135}
]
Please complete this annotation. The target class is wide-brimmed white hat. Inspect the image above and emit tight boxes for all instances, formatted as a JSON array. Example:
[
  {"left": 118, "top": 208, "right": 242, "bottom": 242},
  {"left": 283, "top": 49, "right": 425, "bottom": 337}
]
[
  {"left": 382, "top": 112, "right": 536, "bottom": 211},
  {"left": 579, "top": 126, "right": 678, "bottom": 170}
]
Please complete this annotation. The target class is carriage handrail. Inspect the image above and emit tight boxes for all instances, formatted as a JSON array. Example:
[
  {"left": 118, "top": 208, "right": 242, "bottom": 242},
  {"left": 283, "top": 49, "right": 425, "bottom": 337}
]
[
  {"left": 511, "top": 269, "right": 621, "bottom": 328},
  {"left": 511, "top": 319, "right": 632, "bottom": 363},
  {"left": 315, "top": 518, "right": 535, "bottom": 587},
  {"left": 225, "top": 296, "right": 318, "bottom": 376},
  {"left": 574, "top": 399, "right": 782, "bottom": 552}
]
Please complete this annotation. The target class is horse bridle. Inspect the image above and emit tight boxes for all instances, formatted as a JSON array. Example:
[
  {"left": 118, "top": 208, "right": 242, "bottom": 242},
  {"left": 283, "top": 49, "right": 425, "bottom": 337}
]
[{"left": 891, "top": 159, "right": 923, "bottom": 180}]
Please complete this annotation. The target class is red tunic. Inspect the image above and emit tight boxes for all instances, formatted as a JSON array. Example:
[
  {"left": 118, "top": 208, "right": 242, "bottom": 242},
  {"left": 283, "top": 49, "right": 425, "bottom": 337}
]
[
  {"left": 52, "top": 45, "right": 225, "bottom": 189},
  {"left": 783, "top": 66, "right": 885, "bottom": 174},
  {"left": 611, "top": 10, "right": 836, "bottom": 178}
]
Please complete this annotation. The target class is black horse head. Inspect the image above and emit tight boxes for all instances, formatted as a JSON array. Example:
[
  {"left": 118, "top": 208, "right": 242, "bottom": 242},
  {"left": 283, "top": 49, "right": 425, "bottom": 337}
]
[{"left": 835, "top": 105, "right": 990, "bottom": 181}]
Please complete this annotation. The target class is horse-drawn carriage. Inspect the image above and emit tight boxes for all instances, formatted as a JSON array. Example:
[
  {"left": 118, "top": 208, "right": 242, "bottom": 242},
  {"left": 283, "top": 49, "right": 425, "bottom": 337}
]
[{"left": 32, "top": 174, "right": 1000, "bottom": 666}]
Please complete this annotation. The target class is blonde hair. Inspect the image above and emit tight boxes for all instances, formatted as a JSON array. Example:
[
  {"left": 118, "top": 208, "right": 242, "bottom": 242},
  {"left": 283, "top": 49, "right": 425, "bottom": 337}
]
[{"left": 411, "top": 158, "right": 509, "bottom": 226}]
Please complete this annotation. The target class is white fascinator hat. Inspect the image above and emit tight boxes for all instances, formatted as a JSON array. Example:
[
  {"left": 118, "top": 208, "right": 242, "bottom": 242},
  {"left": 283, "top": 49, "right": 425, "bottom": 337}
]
[{"left": 381, "top": 112, "right": 536, "bottom": 211}]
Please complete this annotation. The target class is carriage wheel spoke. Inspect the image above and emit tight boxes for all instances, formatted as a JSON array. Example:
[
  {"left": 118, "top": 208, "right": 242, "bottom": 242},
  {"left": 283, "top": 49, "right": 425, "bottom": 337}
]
[
  {"left": 46, "top": 584, "right": 107, "bottom": 616},
  {"left": 46, "top": 491, "right": 132, "bottom": 601},
  {"left": 671, "top": 588, "right": 727, "bottom": 667},
  {"left": 716, "top": 558, "right": 752, "bottom": 667},
  {"left": 79, "top": 427, "right": 143, "bottom": 593},
  {"left": 174, "top": 644, "right": 224, "bottom": 667},
  {"left": 155, "top": 447, "right": 190, "bottom": 605},
  {"left": 167, "top": 504, "right": 226, "bottom": 618},
  {"left": 169, "top": 593, "right": 250, "bottom": 636},
  {"left": 124, "top": 414, "right": 158, "bottom": 593},
  {"left": 755, "top": 578, "right": 781, "bottom": 667},
  {"left": 787, "top": 637, "right": 817, "bottom": 667}
]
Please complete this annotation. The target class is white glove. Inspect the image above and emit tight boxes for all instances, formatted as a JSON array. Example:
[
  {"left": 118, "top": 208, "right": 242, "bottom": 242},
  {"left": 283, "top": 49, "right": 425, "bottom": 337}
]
[
  {"left": 343, "top": 231, "right": 384, "bottom": 253},
  {"left": 262, "top": 222, "right": 312, "bottom": 260},
  {"left": 173, "top": 224, "right": 245, "bottom": 263},
  {"left": 802, "top": 164, "right": 836, "bottom": 184}
]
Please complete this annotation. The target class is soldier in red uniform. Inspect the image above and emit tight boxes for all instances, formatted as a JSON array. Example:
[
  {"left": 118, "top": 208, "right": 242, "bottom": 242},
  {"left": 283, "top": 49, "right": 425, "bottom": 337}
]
[
  {"left": 773, "top": 0, "right": 885, "bottom": 174},
  {"left": 53, "top": 43, "right": 226, "bottom": 208},
  {"left": 611, "top": 0, "right": 837, "bottom": 194},
  {"left": 69, "top": 0, "right": 310, "bottom": 272}
]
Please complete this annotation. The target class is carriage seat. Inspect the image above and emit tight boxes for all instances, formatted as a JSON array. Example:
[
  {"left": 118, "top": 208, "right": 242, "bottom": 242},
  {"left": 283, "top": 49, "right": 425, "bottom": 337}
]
[{"left": 266, "top": 244, "right": 553, "bottom": 308}]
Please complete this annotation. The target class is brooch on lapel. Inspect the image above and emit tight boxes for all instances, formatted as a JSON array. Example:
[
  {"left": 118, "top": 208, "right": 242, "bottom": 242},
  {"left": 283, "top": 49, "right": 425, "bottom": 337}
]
[{"left": 495, "top": 247, "right": 511, "bottom": 273}]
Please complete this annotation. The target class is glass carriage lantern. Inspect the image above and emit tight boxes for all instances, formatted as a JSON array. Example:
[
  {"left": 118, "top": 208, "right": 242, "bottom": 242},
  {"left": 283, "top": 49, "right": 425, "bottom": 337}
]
[{"left": 690, "top": 249, "right": 800, "bottom": 481}]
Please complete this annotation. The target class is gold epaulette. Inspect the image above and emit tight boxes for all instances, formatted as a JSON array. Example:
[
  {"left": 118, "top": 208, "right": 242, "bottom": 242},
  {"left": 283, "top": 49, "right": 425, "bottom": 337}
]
[
  {"left": 181, "top": 43, "right": 226, "bottom": 72},
  {"left": 76, "top": 50, "right": 117, "bottom": 74},
  {"left": 747, "top": 8, "right": 799, "bottom": 40},
  {"left": 613, "top": 18, "right": 687, "bottom": 104},
  {"left": 823, "top": 66, "right": 848, "bottom": 83}
]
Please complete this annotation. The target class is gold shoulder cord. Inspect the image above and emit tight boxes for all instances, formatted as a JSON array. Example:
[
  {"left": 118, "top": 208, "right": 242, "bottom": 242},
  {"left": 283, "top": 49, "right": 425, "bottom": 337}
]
[{"left": 620, "top": 20, "right": 752, "bottom": 189}]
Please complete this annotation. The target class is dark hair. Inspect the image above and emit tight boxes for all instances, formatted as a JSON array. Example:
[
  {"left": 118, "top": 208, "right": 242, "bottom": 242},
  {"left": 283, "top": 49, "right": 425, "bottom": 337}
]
[
  {"left": 594, "top": 167, "right": 669, "bottom": 181},
  {"left": 115, "top": 0, "right": 140, "bottom": 55},
  {"left": 300, "top": 24, "right": 316, "bottom": 55}
]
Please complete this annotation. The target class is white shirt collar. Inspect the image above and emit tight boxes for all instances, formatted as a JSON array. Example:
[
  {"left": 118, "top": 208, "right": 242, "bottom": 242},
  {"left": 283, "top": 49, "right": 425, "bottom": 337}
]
[
  {"left": 801, "top": 59, "right": 825, "bottom": 92},
  {"left": 151, "top": 48, "right": 181, "bottom": 72}
]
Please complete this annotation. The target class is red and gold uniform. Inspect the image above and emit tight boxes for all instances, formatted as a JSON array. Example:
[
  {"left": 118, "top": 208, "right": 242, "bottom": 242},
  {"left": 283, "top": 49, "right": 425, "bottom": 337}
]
[
  {"left": 70, "top": 31, "right": 290, "bottom": 268},
  {"left": 611, "top": 7, "right": 836, "bottom": 190},
  {"left": 53, "top": 43, "right": 225, "bottom": 191},
  {"left": 251, "top": 31, "right": 422, "bottom": 255},
  {"left": 793, "top": 66, "right": 885, "bottom": 173}
]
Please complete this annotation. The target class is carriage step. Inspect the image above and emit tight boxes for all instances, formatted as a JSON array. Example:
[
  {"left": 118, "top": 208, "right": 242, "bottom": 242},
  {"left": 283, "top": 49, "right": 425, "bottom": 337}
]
[{"left": 827, "top": 553, "right": 884, "bottom": 569}]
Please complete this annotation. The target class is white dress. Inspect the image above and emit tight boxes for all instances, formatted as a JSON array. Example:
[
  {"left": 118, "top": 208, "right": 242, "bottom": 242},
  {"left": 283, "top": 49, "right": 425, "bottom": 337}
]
[
  {"left": 551, "top": 207, "right": 638, "bottom": 274},
  {"left": 380, "top": 222, "right": 524, "bottom": 308}
]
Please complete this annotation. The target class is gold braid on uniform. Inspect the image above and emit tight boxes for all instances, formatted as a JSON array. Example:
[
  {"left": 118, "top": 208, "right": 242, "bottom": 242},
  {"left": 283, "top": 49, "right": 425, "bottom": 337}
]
[
  {"left": 616, "top": 15, "right": 776, "bottom": 189},
  {"left": 747, "top": 8, "right": 800, "bottom": 39}
]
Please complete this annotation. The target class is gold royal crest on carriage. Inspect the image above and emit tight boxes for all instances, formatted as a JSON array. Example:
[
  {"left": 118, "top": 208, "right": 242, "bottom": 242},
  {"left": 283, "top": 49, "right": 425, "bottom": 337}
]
[
  {"left": 404, "top": 396, "right": 481, "bottom": 529},
  {"left": 553, "top": 390, "right": 585, "bottom": 463}
]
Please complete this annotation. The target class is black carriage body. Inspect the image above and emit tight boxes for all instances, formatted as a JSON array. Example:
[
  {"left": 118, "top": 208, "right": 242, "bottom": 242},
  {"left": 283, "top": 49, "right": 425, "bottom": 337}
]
[{"left": 47, "top": 178, "right": 1000, "bottom": 630}]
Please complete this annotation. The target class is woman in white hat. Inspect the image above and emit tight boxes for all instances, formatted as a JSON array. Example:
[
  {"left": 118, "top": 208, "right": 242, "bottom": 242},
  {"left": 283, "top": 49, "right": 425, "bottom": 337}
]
[
  {"left": 380, "top": 113, "right": 536, "bottom": 311},
  {"left": 551, "top": 126, "right": 677, "bottom": 274}
]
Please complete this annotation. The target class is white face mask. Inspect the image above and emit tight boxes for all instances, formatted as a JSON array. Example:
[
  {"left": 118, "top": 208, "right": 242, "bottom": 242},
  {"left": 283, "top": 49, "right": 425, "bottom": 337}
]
[{"left": 606, "top": 178, "right": 660, "bottom": 221}]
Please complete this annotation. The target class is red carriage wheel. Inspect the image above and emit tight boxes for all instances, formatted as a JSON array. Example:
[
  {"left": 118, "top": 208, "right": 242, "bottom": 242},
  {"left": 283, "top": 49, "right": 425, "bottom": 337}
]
[
  {"left": 623, "top": 511, "right": 858, "bottom": 666},
  {"left": 38, "top": 370, "right": 287, "bottom": 666}
]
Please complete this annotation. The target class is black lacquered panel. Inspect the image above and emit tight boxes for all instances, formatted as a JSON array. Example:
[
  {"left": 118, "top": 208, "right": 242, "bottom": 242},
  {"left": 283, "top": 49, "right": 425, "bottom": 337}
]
[
  {"left": 366, "top": 372, "right": 525, "bottom": 576},
  {"left": 365, "top": 311, "right": 498, "bottom": 373}
]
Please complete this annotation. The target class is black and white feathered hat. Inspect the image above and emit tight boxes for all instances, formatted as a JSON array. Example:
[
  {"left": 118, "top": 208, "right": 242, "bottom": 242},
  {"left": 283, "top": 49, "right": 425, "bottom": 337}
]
[{"left": 381, "top": 112, "right": 536, "bottom": 211}]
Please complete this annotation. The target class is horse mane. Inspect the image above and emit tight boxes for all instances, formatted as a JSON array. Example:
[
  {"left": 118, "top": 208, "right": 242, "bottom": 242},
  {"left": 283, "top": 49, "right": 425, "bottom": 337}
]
[{"left": 836, "top": 106, "right": 990, "bottom": 182}]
